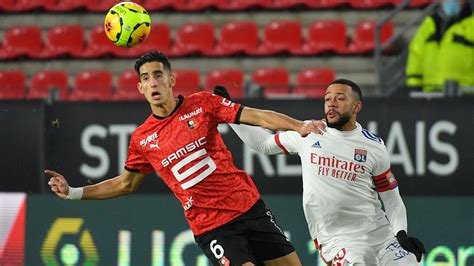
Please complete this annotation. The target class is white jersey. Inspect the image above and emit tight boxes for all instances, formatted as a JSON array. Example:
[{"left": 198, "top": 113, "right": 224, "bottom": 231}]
[{"left": 275, "top": 123, "right": 398, "bottom": 252}]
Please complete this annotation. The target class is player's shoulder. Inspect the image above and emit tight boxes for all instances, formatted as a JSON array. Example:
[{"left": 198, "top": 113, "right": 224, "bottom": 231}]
[
  {"left": 278, "top": 130, "right": 302, "bottom": 141},
  {"left": 358, "top": 126, "right": 385, "bottom": 147},
  {"left": 131, "top": 114, "right": 155, "bottom": 137},
  {"left": 187, "top": 91, "right": 213, "bottom": 100}
]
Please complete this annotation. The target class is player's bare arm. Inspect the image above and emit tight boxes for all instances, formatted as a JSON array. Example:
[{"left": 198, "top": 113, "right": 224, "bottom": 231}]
[
  {"left": 46, "top": 169, "right": 144, "bottom": 200},
  {"left": 239, "top": 107, "right": 322, "bottom": 137}
]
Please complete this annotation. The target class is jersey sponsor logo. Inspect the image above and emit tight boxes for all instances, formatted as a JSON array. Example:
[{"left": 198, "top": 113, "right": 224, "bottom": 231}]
[
  {"left": 354, "top": 148, "right": 367, "bottom": 162},
  {"left": 183, "top": 196, "right": 194, "bottom": 211},
  {"left": 361, "top": 129, "right": 382, "bottom": 143},
  {"left": 149, "top": 140, "right": 159, "bottom": 149},
  {"left": 140, "top": 132, "right": 158, "bottom": 147},
  {"left": 162, "top": 137, "right": 207, "bottom": 167},
  {"left": 221, "top": 98, "right": 235, "bottom": 107},
  {"left": 311, "top": 141, "right": 322, "bottom": 148},
  {"left": 179, "top": 107, "right": 203, "bottom": 121},
  {"left": 311, "top": 153, "right": 366, "bottom": 182}
]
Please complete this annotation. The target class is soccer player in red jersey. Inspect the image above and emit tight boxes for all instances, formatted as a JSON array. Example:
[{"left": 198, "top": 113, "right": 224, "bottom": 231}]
[{"left": 46, "top": 51, "right": 319, "bottom": 265}]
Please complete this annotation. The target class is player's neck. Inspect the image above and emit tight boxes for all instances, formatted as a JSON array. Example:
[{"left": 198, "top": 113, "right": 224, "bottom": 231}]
[
  {"left": 340, "top": 120, "right": 357, "bottom": 131},
  {"left": 151, "top": 98, "right": 178, "bottom": 117}
]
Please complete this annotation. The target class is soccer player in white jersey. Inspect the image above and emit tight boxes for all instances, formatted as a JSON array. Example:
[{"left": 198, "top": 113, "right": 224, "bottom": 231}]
[{"left": 214, "top": 80, "right": 425, "bottom": 265}]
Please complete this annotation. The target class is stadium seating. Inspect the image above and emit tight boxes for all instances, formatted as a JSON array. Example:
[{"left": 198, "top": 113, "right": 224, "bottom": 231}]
[
  {"left": 172, "top": 0, "right": 218, "bottom": 11},
  {"left": 143, "top": 0, "right": 179, "bottom": 11},
  {"left": 343, "top": 20, "right": 394, "bottom": 54},
  {"left": 28, "top": 70, "right": 69, "bottom": 100},
  {"left": 265, "top": 0, "right": 308, "bottom": 9},
  {"left": 348, "top": 0, "right": 393, "bottom": 9},
  {"left": 205, "top": 69, "right": 244, "bottom": 98},
  {"left": 85, "top": 0, "right": 144, "bottom": 12},
  {"left": 0, "top": 71, "right": 26, "bottom": 100},
  {"left": 252, "top": 20, "right": 303, "bottom": 56},
  {"left": 301, "top": 0, "right": 348, "bottom": 8},
  {"left": 251, "top": 68, "right": 290, "bottom": 96},
  {"left": 0, "top": 0, "right": 430, "bottom": 12},
  {"left": 173, "top": 70, "right": 201, "bottom": 96},
  {"left": 112, "top": 70, "right": 143, "bottom": 101},
  {"left": 42, "top": 0, "right": 94, "bottom": 12},
  {"left": 0, "top": 26, "right": 42, "bottom": 60},
  {"left": 293, "top": 20, "right": 348, "bottom": 55},
  {"left": 73, "top": 24, "right": 125, "bottom": 58},
  {"left": 293, "top": 68, "right": 336, "bottom": 98},
  {"left": 172, "top": 22, "right": 216, "bottom": 56},
  {"left": 215, "top": 0, "right": 272, "bottom": 11},
  {"left": 0, "top": 0, "right": 43, "bottom": 12},
  {"left": 37, "top": 24, "right": 85, "bottom": 59},
  {"left": 212, "top": 21, "right": 259, "bottom": 56},
  {"left": 69, "top": 70, "right": 113, "bottom": 101}
]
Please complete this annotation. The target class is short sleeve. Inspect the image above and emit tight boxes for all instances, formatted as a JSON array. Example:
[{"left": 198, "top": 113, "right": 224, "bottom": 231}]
[
  {"left": 274, "top": 131, "right": 301, "bottom": 155},
  {"left": 124, "top": 136, "right": 154, "bottom": 175},
  {"left": 372, "top": 143, "right": 398, "bottom": 192},
  {"left": 203, "top": 92, "right": 242, "bottom": 124}
]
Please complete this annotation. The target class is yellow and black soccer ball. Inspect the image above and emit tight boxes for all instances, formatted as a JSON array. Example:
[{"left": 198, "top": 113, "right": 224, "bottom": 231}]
[{"left": 104, "top": 2, "right": 151, "bottom": 48}]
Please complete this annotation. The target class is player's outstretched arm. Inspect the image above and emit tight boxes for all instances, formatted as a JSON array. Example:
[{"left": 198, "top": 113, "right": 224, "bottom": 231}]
[
  {"left": 240, "top": 107, "right": 323, "bottom": 137},
  {"left": 46, "top": 169, "right": 144, "bottom": 200},
  {"left": 230, "top": 124, "right": 282, "bottom": 155},
  {"left": 213, "top": 85, "right": 324, "bottom": 136}
]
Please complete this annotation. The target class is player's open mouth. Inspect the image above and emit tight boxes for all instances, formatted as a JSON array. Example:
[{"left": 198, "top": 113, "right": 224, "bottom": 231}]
[
  {"left": 327, "top": 110, "right": 338, "bottom": 118},
  {"left": 151, "top": 91, "right": 161, "bottom": 99}
]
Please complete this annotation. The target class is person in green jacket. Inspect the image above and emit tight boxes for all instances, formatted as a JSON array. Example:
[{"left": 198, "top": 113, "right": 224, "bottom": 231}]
[{"left": 406, "top": 0, "right": 474, "bottom": 92}]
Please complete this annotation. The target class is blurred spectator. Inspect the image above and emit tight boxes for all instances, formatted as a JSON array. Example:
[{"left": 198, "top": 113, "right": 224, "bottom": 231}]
[{"left": 406, "top": 0, "right": 474, "bottom": 92}]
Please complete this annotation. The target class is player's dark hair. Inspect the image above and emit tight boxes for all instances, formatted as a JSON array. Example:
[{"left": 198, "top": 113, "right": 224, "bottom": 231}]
[
  {"left": 329, "top": 79, "right": 363, "bottom": 101},
  {"left": 134, "top": 51, "right": 172, "bottom": 75}
]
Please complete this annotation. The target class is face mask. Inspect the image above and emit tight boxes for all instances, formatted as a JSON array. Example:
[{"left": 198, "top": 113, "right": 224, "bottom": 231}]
[{"left": 442, "top": 0, "right": 461, "bottom": 17}]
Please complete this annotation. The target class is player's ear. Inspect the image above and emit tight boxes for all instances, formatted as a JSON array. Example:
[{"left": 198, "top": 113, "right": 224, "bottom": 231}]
[
  {"left": 169, "top": 73, "right": 176, "bottom": 88},
  {"left": 137, "top": 82, "right": 144, "bottom": 94},
  {"left": 354, "top": 101, "right": 362, "bottom": 113}
]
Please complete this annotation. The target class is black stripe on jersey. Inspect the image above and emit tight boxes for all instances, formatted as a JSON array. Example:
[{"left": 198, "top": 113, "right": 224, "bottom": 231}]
[
  {"left": 124, "top": 166, "right": 141, "bottom": 173},
  {"left": 234, "top": 105, "right": 244, "bottom": 124}
]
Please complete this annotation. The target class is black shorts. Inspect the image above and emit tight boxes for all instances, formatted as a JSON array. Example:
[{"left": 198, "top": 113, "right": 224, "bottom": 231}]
[{"left": 195, "top": 199, "right": 295, "bottom": 265}]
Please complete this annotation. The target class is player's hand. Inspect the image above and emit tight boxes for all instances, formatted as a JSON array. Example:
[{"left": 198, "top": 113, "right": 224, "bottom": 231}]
[
  {"left": 213, "top": 85, "right": 231, "bottom": 101},
  {"left": 300, "top": 119, "right": 327, "bottom": 137},
  {"left": 45, "top": 170, "right": 70, "bottom": 200},
  {"left": 396, "top": 230, "right": 425, "bottom": 262}
]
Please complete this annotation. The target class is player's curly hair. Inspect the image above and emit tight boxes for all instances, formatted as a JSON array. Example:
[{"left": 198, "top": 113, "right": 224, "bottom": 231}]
[
  {"left": 134, "top": 51, "right": 172, "bottom": 75},
  {"left": 329, "top": 79, "right": 363, "bottom": 101}
]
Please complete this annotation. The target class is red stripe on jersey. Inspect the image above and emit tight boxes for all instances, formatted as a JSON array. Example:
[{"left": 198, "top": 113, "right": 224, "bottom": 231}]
[
  {"left": 372, "top": 169, "right": 398, "bottom": 192},
  {"left": 274, "top": 134, "right": 289, "bottom": 155}
]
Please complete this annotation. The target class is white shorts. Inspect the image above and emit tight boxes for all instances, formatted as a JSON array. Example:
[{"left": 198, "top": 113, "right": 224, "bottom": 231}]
[{"left": 319, "top": 226, "right": 420, "bottom": 265}]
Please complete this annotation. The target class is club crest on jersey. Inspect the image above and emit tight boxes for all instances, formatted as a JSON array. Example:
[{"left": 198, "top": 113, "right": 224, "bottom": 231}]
[
  {"left": 354, "top": 149, "right": 367, "bottom": 162},
  {"left": 187, "top": 120, "right": 196, "bottom": 129},
  {"left": 311, "top": 141, "right": 322, "bottom": 148},
  {"left": 140, "top": 132, "right": 159, "bottom": 148}
]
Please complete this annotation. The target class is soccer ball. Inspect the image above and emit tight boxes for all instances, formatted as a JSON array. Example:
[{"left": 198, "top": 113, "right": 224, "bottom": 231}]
[{"left": 104, "top": 2, "right": 151, "bottom": 48}]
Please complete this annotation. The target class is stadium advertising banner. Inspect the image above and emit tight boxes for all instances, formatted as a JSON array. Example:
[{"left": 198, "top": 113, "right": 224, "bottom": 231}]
[
  {"left": 37, "top": 98, "right": 472, "bottom": 196},
  {"left": 25, "top": 195, "right": 474, "bottom": 265}
]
